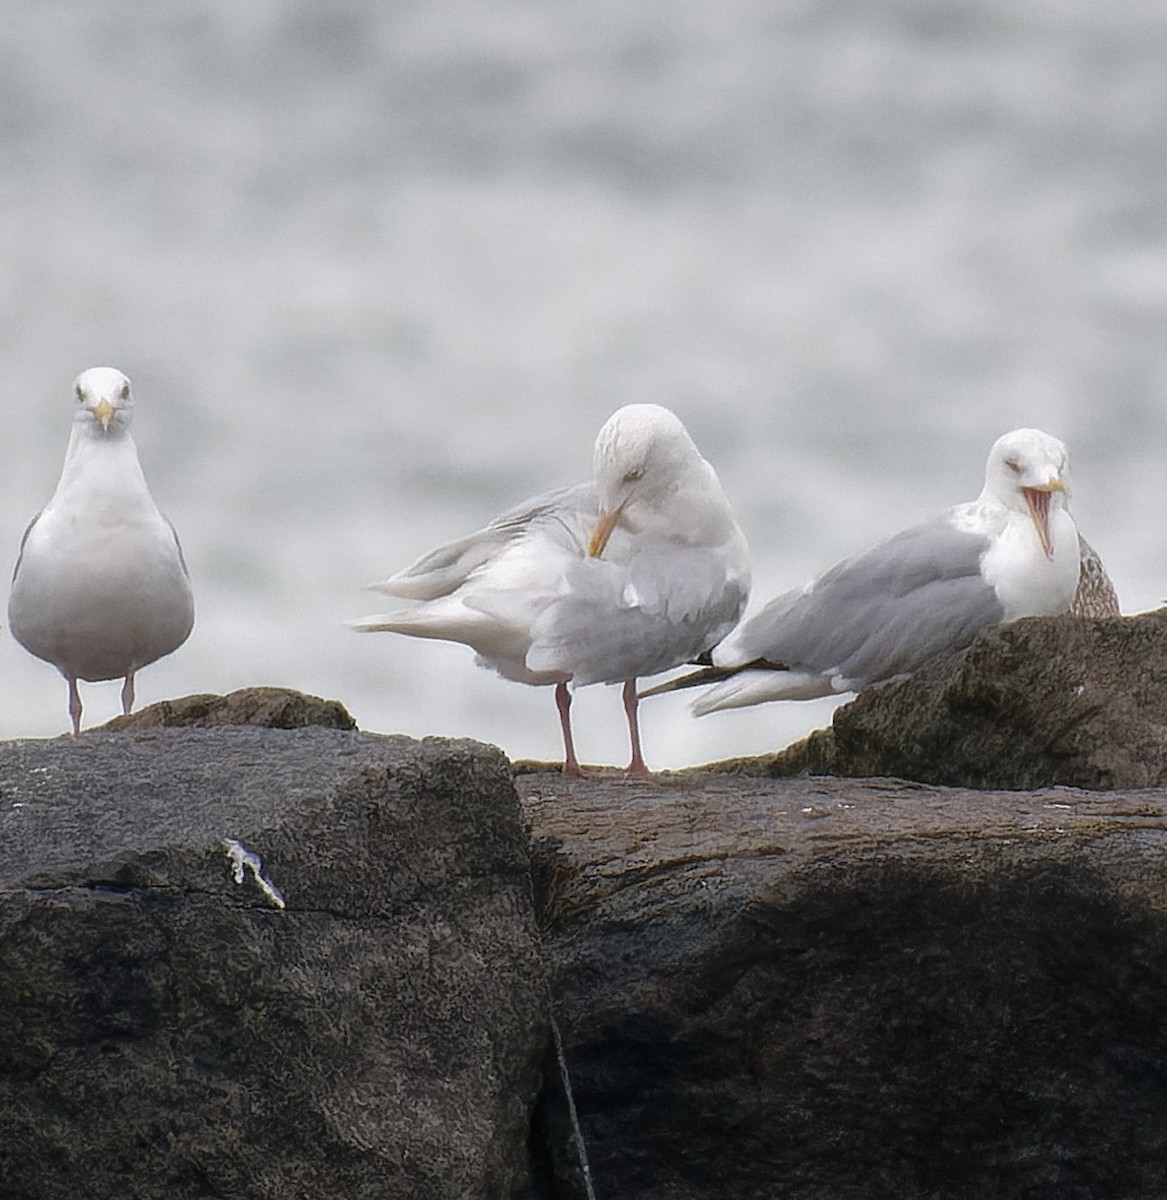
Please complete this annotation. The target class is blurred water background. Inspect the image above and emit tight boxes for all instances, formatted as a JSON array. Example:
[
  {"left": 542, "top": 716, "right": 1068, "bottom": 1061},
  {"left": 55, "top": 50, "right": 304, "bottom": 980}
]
[{"left": 0, "top": 0, "right": 1164, "bottom": 767}]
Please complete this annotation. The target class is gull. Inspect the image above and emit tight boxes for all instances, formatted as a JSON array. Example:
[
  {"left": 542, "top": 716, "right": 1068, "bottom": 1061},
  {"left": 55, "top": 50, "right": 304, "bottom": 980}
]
[
  {"left": 645, "top": 427, "right": 1080, "bottom": 715},
  {"left": 356, "top": 403, "right": 750, "bottom": 775},
  {"left": 8, "top": 368, "right": 195, "bottom": 733}
]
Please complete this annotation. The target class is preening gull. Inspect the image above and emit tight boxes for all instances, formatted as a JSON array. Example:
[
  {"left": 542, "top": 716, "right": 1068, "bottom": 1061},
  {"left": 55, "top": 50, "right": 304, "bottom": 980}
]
[
  {"left": 356, "top": 403, "right": 750, "bottom": 775},
  {"left": 646, "top": 427, "right": 1080, "bottom": 715},
  {"left": 8, "top": 368, "right": 195, "bottom": 734}
]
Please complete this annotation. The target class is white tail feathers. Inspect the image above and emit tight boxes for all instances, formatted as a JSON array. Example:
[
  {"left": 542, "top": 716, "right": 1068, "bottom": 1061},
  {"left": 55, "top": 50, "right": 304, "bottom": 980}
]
[{"left": 350, "top": 606, "right": 471, "bottom": 640}]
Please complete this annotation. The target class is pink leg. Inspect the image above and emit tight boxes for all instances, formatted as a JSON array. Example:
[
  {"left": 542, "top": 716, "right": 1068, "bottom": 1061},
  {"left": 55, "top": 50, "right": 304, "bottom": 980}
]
[
  {"left": 555, "top": 682, "right": 584, "bottom": 777},
  {"left": 622, "top": 679, "right": 651, "bottom": 777},
  {"left": 67, "top": 676, "right": 83, "bottom": 736},
  {"left": 121, "top": 672, "right": 136, "bottom": 716}
]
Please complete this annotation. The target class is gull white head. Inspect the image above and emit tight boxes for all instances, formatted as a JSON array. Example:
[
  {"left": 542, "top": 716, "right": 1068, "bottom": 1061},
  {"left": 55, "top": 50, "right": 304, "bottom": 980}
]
[
  {"left": 73, "top": 367, "right": 134, "bottom": 437},
  {"left": 982, "top": 427, "right": 1070, "bottom": 558},
  {"left": 587, "top": 403, "right": 710, "bottom": 557}
]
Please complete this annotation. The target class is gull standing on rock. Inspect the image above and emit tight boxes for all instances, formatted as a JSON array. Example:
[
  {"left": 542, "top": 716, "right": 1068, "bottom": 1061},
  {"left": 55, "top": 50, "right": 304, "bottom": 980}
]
[
  {"left": 8, "top": 368, "right": 195, "bottom": 734},
  {"left": 356, "top": 403, "right": 750, "bottom": 775},
  {"left": 645, "top": 427, "right": 1080, "bottom": 715}
]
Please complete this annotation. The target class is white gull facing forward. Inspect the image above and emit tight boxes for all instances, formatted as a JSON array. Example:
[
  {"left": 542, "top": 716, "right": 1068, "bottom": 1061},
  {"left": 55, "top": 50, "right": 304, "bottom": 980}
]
[
  {"left": 651, "top": 427, "right": 1080, "bottom": 716},
  {"left": 8, "top": 368, "right": 195, "bottom": 734},
  {"left": 356, "top": 403, "right": 750, "bottom": 775}
]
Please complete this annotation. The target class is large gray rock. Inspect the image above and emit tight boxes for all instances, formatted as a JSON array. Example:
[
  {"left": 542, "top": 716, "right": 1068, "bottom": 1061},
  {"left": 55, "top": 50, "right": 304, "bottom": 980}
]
[
  {"left": 9, "top": 677, "right": 1167, "bottom": 1200},
  {"left": 521, "top": 771, "right": 1167, "bottom": 1200},
  {"left": 757, "top": 611, "right": 1167, "bottom": 789},
  {"left": 0, "top": 728, "right": 545, "bottom": 1200}
]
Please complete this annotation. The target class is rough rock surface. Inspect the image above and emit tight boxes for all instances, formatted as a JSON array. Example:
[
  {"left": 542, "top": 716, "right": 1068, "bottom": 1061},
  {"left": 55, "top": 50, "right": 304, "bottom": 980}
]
[
  {"left": 750, "top": 611, "right": 1167, "bottom": 789},
  {"left": 0, "top": 728, "right": 545, "bottom": 1200},
  {"left": 8, "top": 671, "right": 1167, "bottom": 1200},
  {"left": 101, "top": 686, "right": 357, "bottom": 731},
  {"left": 521, "top": 770, "right": 1167, "bottom": 1200}
]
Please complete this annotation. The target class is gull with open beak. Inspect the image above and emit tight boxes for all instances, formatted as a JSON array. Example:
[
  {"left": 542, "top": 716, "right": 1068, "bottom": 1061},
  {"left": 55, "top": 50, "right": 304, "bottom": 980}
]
[
  {"left": 8, "top": 367, "right": 195, "bottom": 733},
  {"left": 356, "top": 403, "right": 750, "bottom": 775},
  {"left": 643, "top": 427, "right": 1080, "bottom": 715}
]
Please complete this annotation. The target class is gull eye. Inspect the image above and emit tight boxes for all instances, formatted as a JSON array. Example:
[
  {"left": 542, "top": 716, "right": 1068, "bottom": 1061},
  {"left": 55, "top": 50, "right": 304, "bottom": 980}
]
[
  {"left": 119, "top": 380, "right": 130, "bottom": 400},
  {"left": 622, "top": 466, "right": 644, "bottom": 485},
  {"left": 75, "top": 385, "right": 85, "bottom": 403},
  {"left": 1004, "top": 458, "right": 1021, "bottom": 474}
]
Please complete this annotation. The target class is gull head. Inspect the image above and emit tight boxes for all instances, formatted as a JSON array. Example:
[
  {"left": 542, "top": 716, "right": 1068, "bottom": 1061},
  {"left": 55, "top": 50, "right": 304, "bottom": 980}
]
[
  {"left": 73, "top": 367, "right": 133, "bottom": 436},
  {"left": 587, "top": 403, "right": 707, "bottom": 557},
  {"left": 982, "top": 427, "right": 1070, "bottom": 559}
]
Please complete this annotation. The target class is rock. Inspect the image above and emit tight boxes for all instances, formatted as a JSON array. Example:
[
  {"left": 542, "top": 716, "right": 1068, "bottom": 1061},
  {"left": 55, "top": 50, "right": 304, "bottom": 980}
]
[
  {"left": 521, "top": 771, "right": 1167, "bottom": 1200},
  {"left": 10, "top": 674, "right": 1167, "bottom": 1198},
  {"left": 748, "top": 611, "right": 1167, "bottom": 789},
  {"left": 100, "top": 686, "right": 357, "bottom": 731},
  {"left": 0, "top": 728, "right": 545, "bottom": 1200}
]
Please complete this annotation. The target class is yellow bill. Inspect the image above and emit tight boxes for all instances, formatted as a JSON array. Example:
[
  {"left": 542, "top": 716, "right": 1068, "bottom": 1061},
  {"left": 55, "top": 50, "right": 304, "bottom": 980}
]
[
  {"left": 1022, "top": 480, "right": 1066, "bottom": 559},
  {"left": 588, "top": 505, "right": 624, "bottom": 558},
  {"left": 93, "top": 397, "right": 114, "bottom": 432}
]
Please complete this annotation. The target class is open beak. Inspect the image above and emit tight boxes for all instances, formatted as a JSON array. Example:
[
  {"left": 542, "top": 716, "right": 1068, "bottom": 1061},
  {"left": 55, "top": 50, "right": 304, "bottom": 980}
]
[
  {"left": 1022, "top": 480, "right": 1066, "bottom": 559},
  {"left": 588, "top": 504, "right": 624, "bottom": 558},
  {"left": 92, "top": 397, "right": 114, "bottom": 433}
]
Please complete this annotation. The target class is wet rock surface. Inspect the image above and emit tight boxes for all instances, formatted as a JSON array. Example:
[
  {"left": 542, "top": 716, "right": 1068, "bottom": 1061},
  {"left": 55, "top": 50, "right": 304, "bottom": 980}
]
[
  {"left": 0, "top": 727, "right": 545, "bottom": 1200},
  {"left": 520, "top": 770, "right": 1167, "bottom": 1200},
  {"left": 750, "top": 611, "right": 1167, "bottom": 789}
]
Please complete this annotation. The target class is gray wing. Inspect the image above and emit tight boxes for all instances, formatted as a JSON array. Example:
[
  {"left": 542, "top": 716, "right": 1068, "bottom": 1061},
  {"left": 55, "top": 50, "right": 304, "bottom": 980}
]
[
  {"left": 732, "top": 515, "right": 1005, "bottom": 686},
  {"left": 527, "top": 541, "right": 749, "bottom": 687},
  {"left": 374, "top": 482, "right": 595, "bottom": 601}
]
